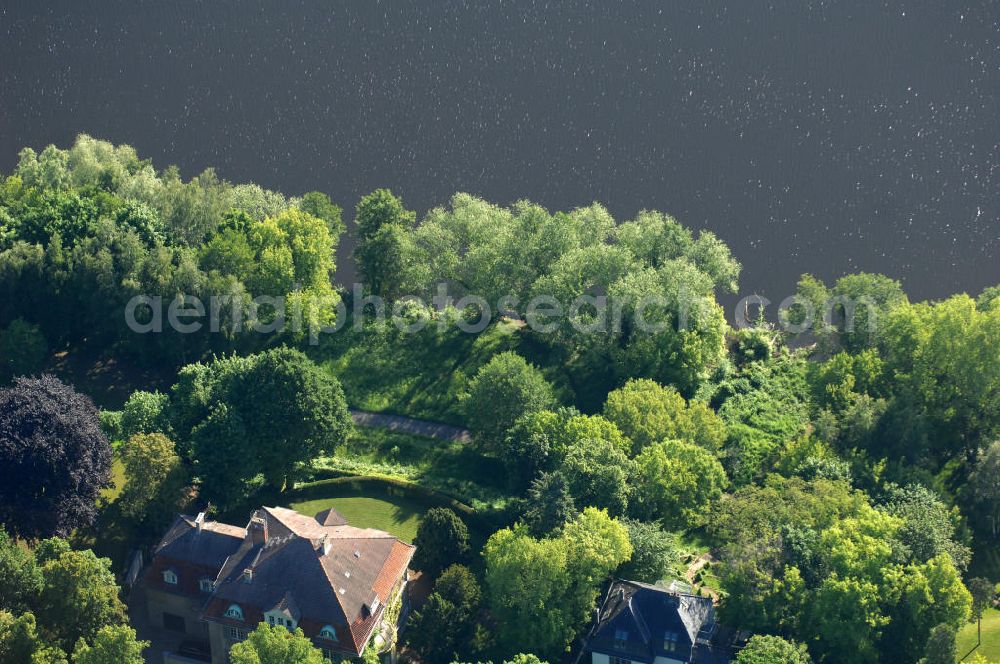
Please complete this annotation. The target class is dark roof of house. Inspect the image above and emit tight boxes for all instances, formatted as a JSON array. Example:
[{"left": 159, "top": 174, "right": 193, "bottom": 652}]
[
  {"left": 588, "top": 580, "right": 715, "bottom": 663},
  {"left": 153, "top": 514, "right": 245, "bottom": 569},
  {"left": 199, "top": 506, "right": 415, "bottom": 655}
]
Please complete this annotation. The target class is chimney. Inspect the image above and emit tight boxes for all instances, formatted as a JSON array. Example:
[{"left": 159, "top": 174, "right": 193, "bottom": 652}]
[
  {"left": 195, "top": 512, "right": 206, "bottom": 532},
  {"left": 320, "top": 535, "right": 333, "bottom": 556},
  {"left": 243, "top": 568, "right": 253, "bottom": 584},
  {"left": 248, "top": 515, "right": 268, "bottom": 546}
]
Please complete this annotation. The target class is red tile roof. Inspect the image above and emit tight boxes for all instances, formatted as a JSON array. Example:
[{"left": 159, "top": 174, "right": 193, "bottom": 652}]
[{"left": 148, "top": 507, "right": 414, "bottom": 656}]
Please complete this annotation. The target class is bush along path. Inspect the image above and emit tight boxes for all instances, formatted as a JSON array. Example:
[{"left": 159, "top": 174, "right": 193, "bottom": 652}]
[{"left": 349, "top": 409, "right": 472, "bottom": 443}]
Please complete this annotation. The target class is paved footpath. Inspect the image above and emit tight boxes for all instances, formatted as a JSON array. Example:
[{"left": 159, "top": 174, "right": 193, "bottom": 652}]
[{"left": 349, "top": 409, "right": 472, "bottom": 443}]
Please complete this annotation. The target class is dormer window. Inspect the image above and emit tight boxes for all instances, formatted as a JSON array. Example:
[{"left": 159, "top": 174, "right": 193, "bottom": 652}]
[
  {"left": 224, "top": 604, "right": 244, "bottom": 621},
  {"left": 663, "top": 630, "right": 680, "bottom": 653},
  {"left": 319, "top": 625, "right": 338, "bottom": 641},
  {"left": 199, "top": 577, "right": 213, "bottom": 593},
  {"left": 162, "top": 569, "right": 178, "bottom": 585}
]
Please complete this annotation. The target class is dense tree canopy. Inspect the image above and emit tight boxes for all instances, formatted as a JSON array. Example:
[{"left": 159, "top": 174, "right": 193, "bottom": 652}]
[
  {"left": 0, "top": 135, "right": 343, "bottom": 366},
  {"left": 603, "top": 378, "right": 726, "bottom": 453},
  {"left": 229, "top": 624, "right": 325, "bottom": 664},
  {"left": 166, "top": 347, "right": 352, "bottom": 504},
  {"left": 484, "top": 508, "right": 631, "bottom": 660}
]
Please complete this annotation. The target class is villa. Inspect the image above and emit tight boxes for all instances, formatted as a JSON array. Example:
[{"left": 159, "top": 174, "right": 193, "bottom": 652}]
[{"left": 136, "top": 506, "right": 415, "bottom": 663}]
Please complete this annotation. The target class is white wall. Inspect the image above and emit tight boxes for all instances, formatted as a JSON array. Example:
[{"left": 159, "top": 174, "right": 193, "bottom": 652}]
[{"left": 653, "top": 656, "right": 685, "bottom": 664}]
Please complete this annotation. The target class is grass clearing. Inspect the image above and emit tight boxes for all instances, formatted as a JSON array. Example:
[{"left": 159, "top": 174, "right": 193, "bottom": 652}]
[
  {"left": 957, "top": 608, "right": 1000, "bottom": 662},
  {"left": 100, "top": 457, "right": 127, "bottom": 505},
  {"left": 957, "top": 607, "right": 1000, "bottom": 662},
  {"left": 310, "top": 318, "right": 528, "bottom": 425}
]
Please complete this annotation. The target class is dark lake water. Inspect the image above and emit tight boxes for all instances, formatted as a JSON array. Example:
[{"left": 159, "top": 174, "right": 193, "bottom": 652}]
[{"left": 2, "top": 0, "right": 998, "bottom": 308}]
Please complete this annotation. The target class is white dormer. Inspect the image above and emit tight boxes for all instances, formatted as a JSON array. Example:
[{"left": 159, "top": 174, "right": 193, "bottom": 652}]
[
  {"left": 162, "top": 569, "right": 178, "bottom": 585},
  {"left": 264, "top": 609, "right": 297, "bottom": 630},
  {"left": 319, "top": 625, "right": 338, "bottom": 641}
]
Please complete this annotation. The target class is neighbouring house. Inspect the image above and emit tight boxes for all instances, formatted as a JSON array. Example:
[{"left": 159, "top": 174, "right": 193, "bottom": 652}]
[
  {"left": 137, "top": 506, "right": 415, "bottom": 663},
  {"left": 583, "top": 580, "right": 730, "bottom": 664}
]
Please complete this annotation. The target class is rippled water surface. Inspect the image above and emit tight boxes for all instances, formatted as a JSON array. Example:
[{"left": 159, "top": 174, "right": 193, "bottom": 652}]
[{"left": 2, "top": 1, "right": 998, "bottom": 301}]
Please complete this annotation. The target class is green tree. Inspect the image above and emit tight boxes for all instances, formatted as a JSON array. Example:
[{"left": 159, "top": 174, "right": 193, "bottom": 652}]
[
  {"left": 484, "top": 508, "right": 630, "bottom": 660},
  {"left": 617, "top": 519, "right": 680, "bottom": 584},
  {"left": 36, "top": 548, "right": 126, "bottom": 650},
  {"left": 971, "top": 441, "right": 1000, "bottom": 540},
  {"left": 298, "top": 191, "right": 344, "bottom": 239},
  {"left": 631, "top": 439, "right": 727, "bottom": 528},
  {"left": 603, "top": 378, "right": 725, "bottom": 453},
  {"left": 918, "top": 623, "right": 956, "bottom": 664},
  {"left": 501, "top": 409, "right": 576, "bottom": 492},
  {"left": 559, "top": 437, "right": 632, "bottom": 516},
  {"left": 229, "top": 624, "right": 325, "bottom": 664},
  {"left": 412, "top": 508, "right": 470, "bottom": 578},
  {"left": 734, "top": 635, "right": 811, "bottom": 664},
  {"left": 354, "top": 188, "right": 415, "bottom": 298},
  {"left": 968, "top": 577, "right": 994, "bottom": 646},
  {"left": 521, "top": 472, "right": 576, "bottom": 537},
  {"left": 0, "top": 611, "right": 66, "bottom": 664},
  {"left": 117, "top": 390, "right": 170, "bottom": 441},
  {"left": 118, "top": 433, "right": 187, "bottom": 526},
  {"left": 0, "top": 319, "right": 47, "bottom": 383},
  {"left": 406, "top": 565, "right": 482, "bottom": 664},
  {"left": 172, "top": 348, "right": 352, "bottom": 505},
  {"left": 72, "top": 625, "right": 147, "bottom": 664},
  {"left": 880, "top": 484, "right": 970, "bottom": 570},
  {"left": 0, "top": 529, "right": 42, "bottom": 614},
  {"left": 465, "top": 352, "right": 556, "bottom": 452}
]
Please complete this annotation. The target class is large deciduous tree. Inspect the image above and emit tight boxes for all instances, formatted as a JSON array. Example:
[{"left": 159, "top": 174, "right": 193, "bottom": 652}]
[
  {"left": 484, "top": 508, "right": 631, "bottom": 660},
  {"left": 602, "top": 378, "right": 725, "bottom": 453},
  {"left": 169, "top": 347, "right": 352, "bottom": 505},
  {"left": 0, "top": 375, "right": 111, "bottom": 539},
  {"left": 229, "top": 624, "right": 325, "bottom": 664},
  {"left": 36, "top": 548, "right": 127, "bottom": 651},
  {"left": 72, "top": 625, "right": 148, "bottom": 664},
  {"left": 631, "top": 439, "right": 727, "bottom": 528},
  {"left": 465, "top": 352, "right": 556, "bottom": 452},
  {"left": 354, "top": 188, "right": 415, "bottom": 299},
  {"left": 734, "top": 635, "right": 812, "bottom": 664},
  {"left": 118, "top": 433, "right": 188, "bottom": 527}
]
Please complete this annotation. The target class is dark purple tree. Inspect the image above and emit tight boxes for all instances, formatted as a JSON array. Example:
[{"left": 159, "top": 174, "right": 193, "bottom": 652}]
[{"left": 0, "top": 375, "right": 111, "bottom": 538}]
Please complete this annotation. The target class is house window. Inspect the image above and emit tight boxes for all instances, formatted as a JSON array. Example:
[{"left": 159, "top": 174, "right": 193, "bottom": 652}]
[
  {"left": 319, "top": 625, "right": 338, "bottom": 641},
  {"left": 286, "top": 619, "right": 293, "bottom": 627},
  {"left": 227, "top": 626, "right": 248, "bottom": 641},
  {"left": 224, "top": 604, "right": 244, "bottom": 621},
  {"left": 321, "top": 648, "right": 337, "bottom": 661},
  {"left": 268, "top": 616, "right": 275, "bottom": 626},
  {"left": 198, "top": 578, "right": 213, "bottom": 593},
  {"left": 663, "top": 630, "right": 680, "bottom": 653},
  {"left": 162, "top": 570, "right": 178, "bottom": 585},
  {"left": 610, "top": 657, "right": 630, "bottom": 664},
  {"left": 614, "top": 628, "right": 629, "bottom": 650}
]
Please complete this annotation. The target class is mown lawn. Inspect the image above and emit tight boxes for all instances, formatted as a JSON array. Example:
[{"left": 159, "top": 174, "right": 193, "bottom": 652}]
[
  {"left": 100, "top": 457, "right": 127, "bottom": 504},
  {"left": 957, "top": 608, "right": 1000, "bottom": 662},
  {"left": 288, "top": 491, "right": 426, "bottom": 543}
]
